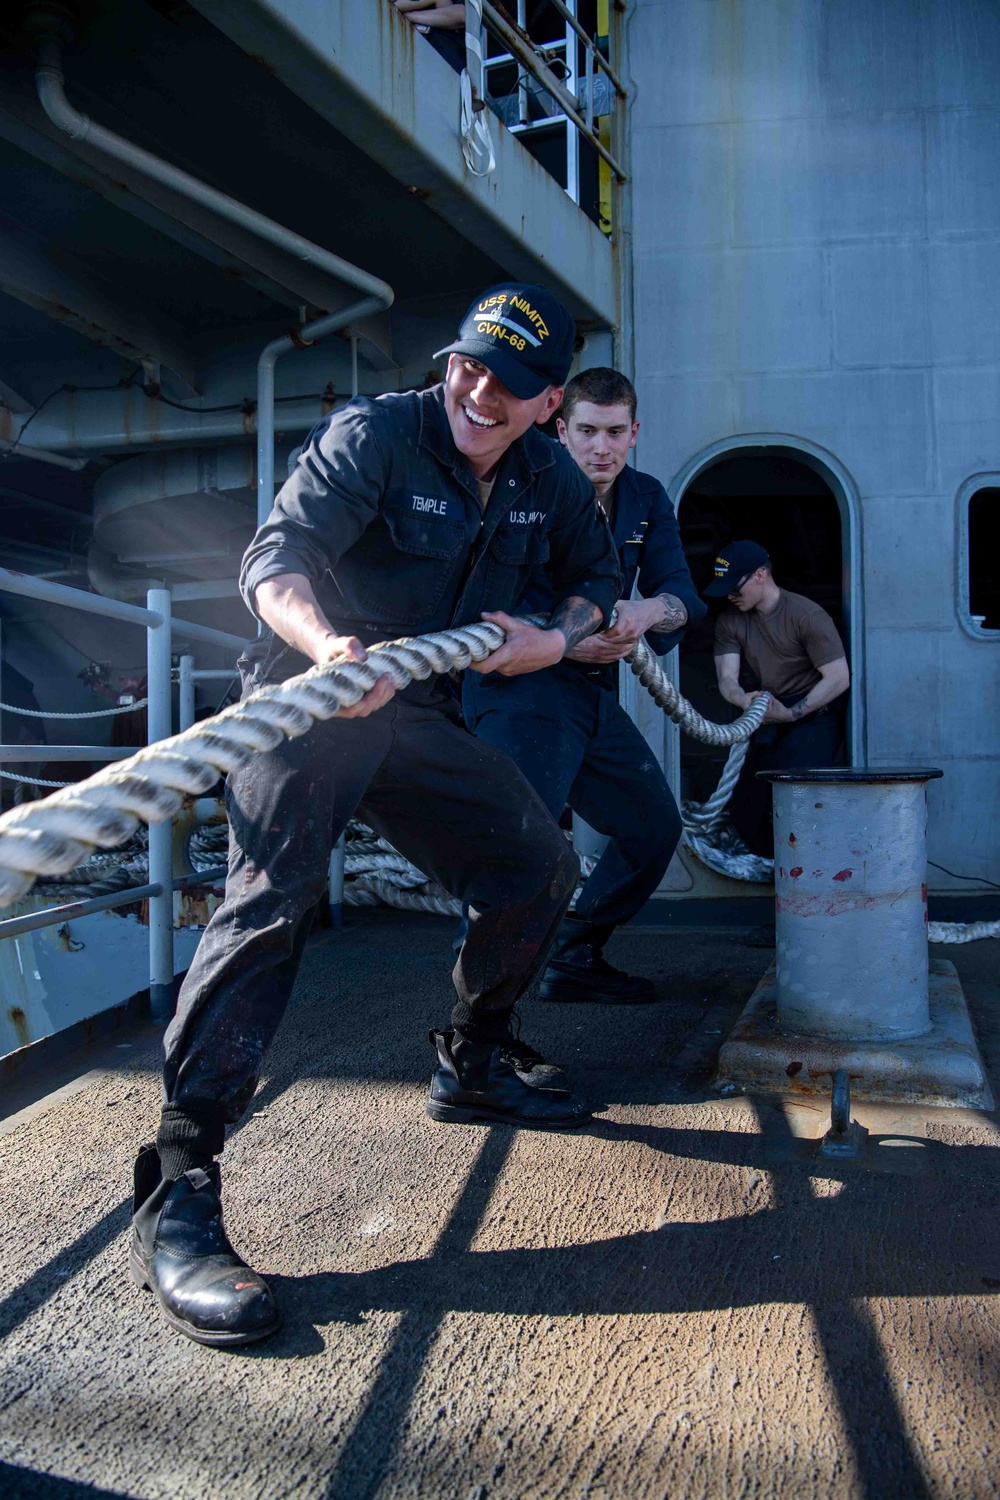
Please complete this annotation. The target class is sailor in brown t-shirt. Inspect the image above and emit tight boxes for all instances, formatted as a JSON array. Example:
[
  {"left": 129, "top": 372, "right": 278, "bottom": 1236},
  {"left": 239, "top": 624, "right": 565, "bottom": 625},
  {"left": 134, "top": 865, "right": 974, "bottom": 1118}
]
[{"left": 705, "top": 540, "right": 850, "bottom": 859}]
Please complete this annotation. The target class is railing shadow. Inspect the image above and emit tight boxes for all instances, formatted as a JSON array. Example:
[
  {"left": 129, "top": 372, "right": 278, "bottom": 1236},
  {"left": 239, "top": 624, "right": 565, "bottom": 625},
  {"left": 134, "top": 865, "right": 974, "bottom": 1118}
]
[
  {"left": 3, "top": 951, "right": 997, "bottom": 1500},
  {"left": 0, "top": 1457, "right": 133, "bottom": 1498},
  {"left": 251, "top": 1111, "right": 1000, "bottom": 1500},
  {"left": 319, "top": 1125, "right": 516, "bottom": 1500}
]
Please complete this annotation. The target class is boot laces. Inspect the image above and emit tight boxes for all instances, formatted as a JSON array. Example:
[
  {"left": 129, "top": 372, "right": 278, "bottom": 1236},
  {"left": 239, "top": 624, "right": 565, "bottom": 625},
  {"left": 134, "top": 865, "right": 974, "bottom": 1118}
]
[{"left": 499, "top": 1011, "right": 547, "bottom": 1070}]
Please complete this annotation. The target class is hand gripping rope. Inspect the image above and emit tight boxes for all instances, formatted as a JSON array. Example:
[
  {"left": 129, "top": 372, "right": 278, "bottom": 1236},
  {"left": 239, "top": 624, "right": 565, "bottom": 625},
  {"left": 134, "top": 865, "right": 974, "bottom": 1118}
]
[{"left": 0, "top": 618, "right": 771, "bottom": 909}]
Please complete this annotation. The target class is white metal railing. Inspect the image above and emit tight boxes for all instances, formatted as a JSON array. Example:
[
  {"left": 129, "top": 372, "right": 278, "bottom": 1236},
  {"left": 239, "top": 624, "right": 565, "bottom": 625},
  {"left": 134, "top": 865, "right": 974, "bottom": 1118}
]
[
  {"left": 0, "top": 567, "right": 245, "bottom": 1022},
  {"left": 176, "top": 653, "right": 346, "bottom": 927},
  {"left": 176, "top": 656, "right": 240, "bottom": 733},
  {"left": 473, "top": 0, "right": 627, "bottom": 206}
]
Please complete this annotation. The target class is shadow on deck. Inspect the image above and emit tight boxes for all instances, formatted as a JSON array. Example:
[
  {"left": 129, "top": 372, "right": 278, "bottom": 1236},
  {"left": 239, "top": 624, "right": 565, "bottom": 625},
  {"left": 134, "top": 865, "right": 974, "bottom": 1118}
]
[{"left": 1, "top": 912, "right": 998, "bottom": 1499}]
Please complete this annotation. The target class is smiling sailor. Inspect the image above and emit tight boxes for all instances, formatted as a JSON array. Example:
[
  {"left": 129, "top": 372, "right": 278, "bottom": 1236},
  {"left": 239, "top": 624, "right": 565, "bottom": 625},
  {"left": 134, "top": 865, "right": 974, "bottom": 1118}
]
[
  {"left": 128, "top": 282, "right": 620, "bottom": 1348},
  {"left": 463, "top": 367, "right": 706, "bottom": 1004}
]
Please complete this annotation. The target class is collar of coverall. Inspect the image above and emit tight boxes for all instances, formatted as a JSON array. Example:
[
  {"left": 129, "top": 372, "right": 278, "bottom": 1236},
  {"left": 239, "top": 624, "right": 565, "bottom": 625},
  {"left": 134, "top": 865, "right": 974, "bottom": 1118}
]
[{"left": 417, "top": 383, "right": 558, "bottom": 484}]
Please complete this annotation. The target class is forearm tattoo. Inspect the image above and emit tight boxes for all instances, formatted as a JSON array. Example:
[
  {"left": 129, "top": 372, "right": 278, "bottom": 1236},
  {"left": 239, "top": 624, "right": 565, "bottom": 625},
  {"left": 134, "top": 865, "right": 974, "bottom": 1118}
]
[
  {"left": 548, "top": 595, "right": 604, "bottom": 650},
  {"left": 790, "top": 698, "right": 810, "bottom": 720},
  {"left": 647, "top": 592, "right": 689, "bottom": 633}
]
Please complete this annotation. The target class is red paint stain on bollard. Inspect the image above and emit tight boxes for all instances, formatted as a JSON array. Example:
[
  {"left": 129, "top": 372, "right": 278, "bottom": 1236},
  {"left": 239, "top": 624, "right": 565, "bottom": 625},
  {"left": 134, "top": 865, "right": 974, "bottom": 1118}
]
[
  {"left": 833, "top": 869, "right": 853, "bottom": 882},
  {"left": 789, "top": 866, "right": 803, "bottom": 878},
  {"left": 789, "top": 832, "right": 797, "bottom": 845}
]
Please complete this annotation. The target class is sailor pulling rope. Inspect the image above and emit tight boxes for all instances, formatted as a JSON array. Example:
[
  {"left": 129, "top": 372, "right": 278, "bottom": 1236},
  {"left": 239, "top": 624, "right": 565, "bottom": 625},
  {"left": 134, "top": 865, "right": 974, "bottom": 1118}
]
[
  {"left": 3, "top": 622, "right": 992, "bottom": 948},
  {"left": 3, "top": 621, "right": 993, "bottom": 946},
  {"left": 0, "top": 619, "right": 771, "bottom": 907}
]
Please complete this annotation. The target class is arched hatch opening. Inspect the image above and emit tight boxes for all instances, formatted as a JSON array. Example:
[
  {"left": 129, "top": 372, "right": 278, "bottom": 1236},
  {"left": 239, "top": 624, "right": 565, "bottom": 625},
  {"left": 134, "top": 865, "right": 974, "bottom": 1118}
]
[{"left": 671, "top": 440, "right": 864, "bottom": 811}]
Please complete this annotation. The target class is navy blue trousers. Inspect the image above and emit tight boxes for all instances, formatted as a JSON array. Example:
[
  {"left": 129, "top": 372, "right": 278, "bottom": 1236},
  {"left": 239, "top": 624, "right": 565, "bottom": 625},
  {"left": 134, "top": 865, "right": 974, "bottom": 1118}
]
[
  {"left": 729, "top": 700, "right": 847, "bottom": 858},
  {"left": 163, "top": 685, "right": 578, "bottom": 1130},
  {"left": 463, "top": 665, "right": 682, "bottom": 930}
]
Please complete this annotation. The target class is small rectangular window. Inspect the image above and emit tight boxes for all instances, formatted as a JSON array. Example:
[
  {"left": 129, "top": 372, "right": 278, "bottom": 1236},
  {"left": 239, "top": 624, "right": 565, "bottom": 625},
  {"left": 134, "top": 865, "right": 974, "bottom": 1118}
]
[{"left": 968, "top": 488, "right": 1000, "bottom": 631}]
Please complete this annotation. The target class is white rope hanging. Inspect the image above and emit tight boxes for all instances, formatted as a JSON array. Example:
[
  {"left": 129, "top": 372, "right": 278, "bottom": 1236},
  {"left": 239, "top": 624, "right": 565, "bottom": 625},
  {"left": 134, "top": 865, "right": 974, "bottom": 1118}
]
[
  {"left": 625, "top": 637, "right": 771, "bottom": 747},
  {"left": 0, "top": 618, "right": 770, "bottom": 908},
  {"left": 0, "top": 698, "right": 147, "bottom": 718},
  {"left": 460, "top": 0, "right": 496, "bottom": 177},
  {"left": 0, "top": 768, "right": 73, "bottom": 789}
]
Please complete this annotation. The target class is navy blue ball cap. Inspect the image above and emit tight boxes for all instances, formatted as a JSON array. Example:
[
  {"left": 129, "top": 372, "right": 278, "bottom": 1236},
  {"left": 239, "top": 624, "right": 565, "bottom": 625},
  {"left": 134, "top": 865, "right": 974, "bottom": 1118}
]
[
  {"left": 434, "top": 282, "right": 576, "bottom": 400},
  {"left": 703, "top": 539, "right": 772, "bottom": 597}
]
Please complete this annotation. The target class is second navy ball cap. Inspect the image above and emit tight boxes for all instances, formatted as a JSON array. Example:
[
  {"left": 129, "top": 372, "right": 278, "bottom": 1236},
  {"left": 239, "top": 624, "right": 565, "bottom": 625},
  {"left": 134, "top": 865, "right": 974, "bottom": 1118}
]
[
  {"left": 435, "top": 282, "right": 576, "bottom": 400},
  {"left": 703, "top": 539, "right": 772, "bottom": 597}
]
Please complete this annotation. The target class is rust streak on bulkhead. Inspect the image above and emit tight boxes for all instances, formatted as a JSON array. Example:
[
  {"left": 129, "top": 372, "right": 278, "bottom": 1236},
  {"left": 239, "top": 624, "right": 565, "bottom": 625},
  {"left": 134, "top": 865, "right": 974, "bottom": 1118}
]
[
  {"left": 8, "top": 1007, "right": 30, "bottom": 1050},
  {"left": 381, "top": 0, "right": 418, "bottom": 130}
]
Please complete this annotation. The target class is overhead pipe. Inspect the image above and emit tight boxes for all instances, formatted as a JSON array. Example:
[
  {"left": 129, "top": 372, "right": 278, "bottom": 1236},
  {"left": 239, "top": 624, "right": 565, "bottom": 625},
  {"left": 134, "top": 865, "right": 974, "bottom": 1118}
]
[
  {"left": 29, "top": 9, "right": 392, "bottom": 320},
  {"left": 4, "top": 387, "right": 329, "bottom": 455},
  {"left": 0, "top": 432, "right": 87, "bottom": 470},
  {"left": 24, "top": 5, "right": 394, "bottom": 484},
  {"left": 256, "top": 290, "right": 388, "bottom": 529}
]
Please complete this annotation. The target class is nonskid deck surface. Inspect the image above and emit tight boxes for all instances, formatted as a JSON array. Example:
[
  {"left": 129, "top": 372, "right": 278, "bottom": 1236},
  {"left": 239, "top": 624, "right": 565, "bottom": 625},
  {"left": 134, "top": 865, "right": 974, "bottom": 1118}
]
[{"left": 1, "top": 913, "right": 998, "bottom": 1500}]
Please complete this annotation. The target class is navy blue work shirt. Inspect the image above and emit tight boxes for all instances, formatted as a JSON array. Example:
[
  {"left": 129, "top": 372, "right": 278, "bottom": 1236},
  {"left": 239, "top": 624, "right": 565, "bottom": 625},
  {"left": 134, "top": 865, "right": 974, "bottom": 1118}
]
[
  {"left": 239, "top": 385, "right": 621, "bottom": 685},
  {"left": 609, "top": 462, "right": 706, "bottom": 654},
  {"left": 511, "top": 458, "right": 706, "bottom": 686}
]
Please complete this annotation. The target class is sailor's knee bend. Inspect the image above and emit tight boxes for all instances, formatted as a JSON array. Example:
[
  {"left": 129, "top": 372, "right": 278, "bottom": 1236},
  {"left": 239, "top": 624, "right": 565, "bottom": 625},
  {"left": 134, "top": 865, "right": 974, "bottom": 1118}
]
[
  {"left": 657, "top": 797, "right": 683, "bottom": 855},
  {"left": 617, "top": 796, "right": 681, "bottom": 876},
  {"left": 228, "top": 868, "right": 328, "bottom": 923}
]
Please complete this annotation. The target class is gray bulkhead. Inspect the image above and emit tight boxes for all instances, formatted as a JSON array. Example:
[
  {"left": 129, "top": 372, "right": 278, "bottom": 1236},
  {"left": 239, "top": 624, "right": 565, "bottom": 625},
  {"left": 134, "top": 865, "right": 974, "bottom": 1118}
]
[{"left": 623, "top": 0, "right": 1000, "bottom": 895}]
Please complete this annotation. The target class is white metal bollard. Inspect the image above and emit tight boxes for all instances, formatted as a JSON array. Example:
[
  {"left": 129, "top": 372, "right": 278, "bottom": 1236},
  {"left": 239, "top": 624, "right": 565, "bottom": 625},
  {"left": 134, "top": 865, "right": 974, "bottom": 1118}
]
[
  {"left": 147, "top": 589, "right": 175, "bottom": 1022},
  {"left": 764, "top": 768, "right": 942, "bottom": 1042}
]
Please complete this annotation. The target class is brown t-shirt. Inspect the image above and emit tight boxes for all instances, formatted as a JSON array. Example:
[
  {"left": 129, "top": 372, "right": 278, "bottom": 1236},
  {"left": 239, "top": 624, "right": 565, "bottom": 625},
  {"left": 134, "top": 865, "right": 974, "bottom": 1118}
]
[
  {"left": 714, "top": 590, "right": 846, "bottom": 701},
  {"left": 476, "top": 475, "right": 496, "bottom": 514}
]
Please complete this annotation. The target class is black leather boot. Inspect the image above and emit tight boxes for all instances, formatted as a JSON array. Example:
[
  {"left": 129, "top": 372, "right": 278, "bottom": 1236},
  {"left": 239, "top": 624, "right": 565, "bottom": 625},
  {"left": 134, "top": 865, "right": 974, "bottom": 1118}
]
[
  {"left": 536, "top": 917, "right": 657, "bottom": 1005},
  {"left": 130, "top": 1144, "right": 280, "bottom": 1348},
  {"left": 426, "top": 1030, "right": 590, "bottom": 1128}
]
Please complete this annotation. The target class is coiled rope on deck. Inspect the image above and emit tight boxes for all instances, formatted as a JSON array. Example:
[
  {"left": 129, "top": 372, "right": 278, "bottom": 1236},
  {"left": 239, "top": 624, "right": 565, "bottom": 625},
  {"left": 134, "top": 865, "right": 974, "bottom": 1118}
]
[
  {"left": 927, "top": 920, "right": 1000, "bottom": 944},
  {"left": 0, "top": 618, "right": 771, "bottom": 908}
]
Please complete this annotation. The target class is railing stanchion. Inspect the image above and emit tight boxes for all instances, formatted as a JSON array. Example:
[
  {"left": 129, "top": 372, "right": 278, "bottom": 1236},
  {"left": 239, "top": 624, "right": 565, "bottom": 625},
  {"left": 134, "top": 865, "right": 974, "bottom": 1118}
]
[
  {"left": 147, "top": 588, "right": 175, "bottom": 1021},
  {"left": 178, "top": 653, "right": 195, "bottom": 733},
  {"left": 329, "top": 833, "right": 345, "bottom": 929}
]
